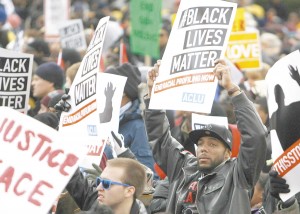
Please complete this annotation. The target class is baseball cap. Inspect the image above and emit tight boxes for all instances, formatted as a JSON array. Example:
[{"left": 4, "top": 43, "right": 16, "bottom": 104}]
[{"left": 189, "top": 124, "right": 232, "bottom": 150}]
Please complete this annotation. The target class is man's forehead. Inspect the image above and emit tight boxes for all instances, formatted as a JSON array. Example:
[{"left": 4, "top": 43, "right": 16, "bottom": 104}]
[{"left": 102, "top": 166, "right": 125, "bottom": 179}]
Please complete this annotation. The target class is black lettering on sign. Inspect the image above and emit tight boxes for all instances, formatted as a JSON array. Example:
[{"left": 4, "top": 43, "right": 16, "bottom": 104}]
[
  {"left": 74, "top": 74, "right": 96, "bottom": 105},
  {"left": 81, "top": 49, "right": 100, "bottom": 77},
  {"left": 0, "top": 94, "right": 26, "bottom": 109},
  {"left": 170, "top": 50, "right": 221, "bottom": 74},
  {"left": 87, "top": 22, "right": 107, "bottom": 52},
  {"left": 0, "top": 76, "right": 27, "bottom": 91},
  {"left": 183, "top": 28, "right": 227, "bottom": 49},
  {"left": 178, "top": 7, "right": 233, "bottom": 28},
  {"left": 59, "top": 23, "right": 81, "bottom": 38},
  {"left": 0, "top": 57, "right": 30, "bottom": 73}
]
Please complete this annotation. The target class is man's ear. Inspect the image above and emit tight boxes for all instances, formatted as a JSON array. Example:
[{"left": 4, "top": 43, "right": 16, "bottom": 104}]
[
  {"left": 225, "top": 148, "right": 232, "bottom": 159},
  {"left": 124, "top": 186, "right": 135, "bottom": 198}
]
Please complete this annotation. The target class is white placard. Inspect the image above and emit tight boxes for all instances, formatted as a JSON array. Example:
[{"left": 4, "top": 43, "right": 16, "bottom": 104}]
[
  {"left": 59, "top": 19, "right": 87, "bottom": 51},
  {"left": 0, "top": 107, "right": 84, "bottom": 213},
  {"left": 79, "top": 73, "right": 126, "bottom": 168},
  {"left": 44, "top": 0, "right": 70, "bottom": 40},
  {"left": 149, "top": 0, "right": 237, "bottom": 113},
  {"left": 58, "top": 17, "right": 110, "bottom": 169},
  {"left": 265, "top": 50, "right": 300, "bottom": 201},
  {"left": 192, "top": 113, "right": 228, "bottom": 131},
  {"left": 0, "top": 48, "right": 33, "bottom": 114}
]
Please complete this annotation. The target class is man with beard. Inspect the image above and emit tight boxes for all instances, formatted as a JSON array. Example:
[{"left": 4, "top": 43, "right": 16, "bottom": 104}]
[{"left": 144, "top": 59, "right": 267, "bottom": 214}]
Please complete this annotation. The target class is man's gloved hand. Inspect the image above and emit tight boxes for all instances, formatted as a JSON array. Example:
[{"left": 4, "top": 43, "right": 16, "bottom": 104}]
[
  {"left": 54, "top": 94, "right": 71, "bottom": 112},
  {"left": 269, "top": 170, "right": 290, "bottom": 199},
  {"left": 269, "top": 170, "right": 296, "bottom": 209},
  {"left": 111, "top": 131, "right": 127, "bottom": 156},
  {"left": 82, "top": 163, "right": 102, "bottom": 182}
]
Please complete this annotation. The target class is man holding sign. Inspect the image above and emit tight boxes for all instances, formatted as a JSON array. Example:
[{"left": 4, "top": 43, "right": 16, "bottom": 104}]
[{"left": 144, "top": 59, "right": 267, "bottom": 214}]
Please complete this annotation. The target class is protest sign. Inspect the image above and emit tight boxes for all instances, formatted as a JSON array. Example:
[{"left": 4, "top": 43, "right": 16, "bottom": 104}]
[
  {"left": 231, "top": 8, "right": 245, "bottom": 32},
  {"left": 192, "top": 114, "right": 228, "bottom": 131},
  {"left": 265, "top": 50, "right": 300, "bottom": 201},
  {"left": 226, "top": 31, "right": 262, "bottom": 70},
  {"left": 130, "top": 0, "right": 161, "bottom": 58},
  {"left": 59, "top": 17, "right": 115, "bottom": 169},
  {"left": 59, "top": 19, "right": 87, "bottom": 52},
  {"left": 80, "top": 72, "right": 126, "bottom": 168},
  {"left": 149, "top": 0, "right": 237, "bottom": 113},
  {"left": 0, "top": 107, "right": 84, "bottom": 213},
  {"left": 0, "top": 48, "right": 33, "bottom": 114},
  {"left": 44, "top": 0, "right": 70, "bottom": 41}
]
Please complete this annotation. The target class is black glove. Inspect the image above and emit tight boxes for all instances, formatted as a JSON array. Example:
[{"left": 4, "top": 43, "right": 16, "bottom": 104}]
[
  {"left": 269, "top": 170, "right": 290, "bottom": 199},
  {"left": 269, "top": 170, "right": 296, "bottom": 209},
  {"left": 54, "top": 94, "right": 71, "bottom": 112}
]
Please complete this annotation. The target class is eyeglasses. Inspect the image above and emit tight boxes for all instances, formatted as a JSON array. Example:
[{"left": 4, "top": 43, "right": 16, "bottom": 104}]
[{"left": 96, "top": 177, "right": 130, "bottom": 190}]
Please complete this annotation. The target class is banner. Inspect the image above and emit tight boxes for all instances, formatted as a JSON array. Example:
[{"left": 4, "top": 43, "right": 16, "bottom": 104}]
[
  {"left": 0, "top": 107, "right": 84, "bottom": 213},
  {"left": 59, "top": 17, "right": 114, "bottom": 169},
  {"left": 226, "top": 31, "right": 262, "bottom": 70},
  {"left": 130, "top": 0, "right": 161, "bottom": 58},
  {"left": 265, "top": 50, "right": 300, "bottom": 201},
  {"left": 149, "top": 0, "right": 237, "bottom": 113},
  {"left": 0, "top": 48, "right": 33, "bottom": 114},
  {"left": 59, "top": 19, "right": 87, "bottom": 52}
]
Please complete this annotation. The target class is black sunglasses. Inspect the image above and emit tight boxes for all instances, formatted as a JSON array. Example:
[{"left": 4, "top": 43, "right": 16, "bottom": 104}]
[{"left": 96, "top": 177, "right": 130, "bottom": 190}]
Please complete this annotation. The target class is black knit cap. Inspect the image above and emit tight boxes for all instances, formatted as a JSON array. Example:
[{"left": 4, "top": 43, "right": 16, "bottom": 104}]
[
  {"left": 35, "top": 62, "right": 65, "bottom": 89},
  {"left": 105, "top": 63, "right": 141, "bottom": 100}
]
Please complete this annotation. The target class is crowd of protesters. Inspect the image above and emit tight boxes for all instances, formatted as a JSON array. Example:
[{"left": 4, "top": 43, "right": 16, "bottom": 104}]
[{"left": 1, "top": 0, "right": 300, "bottom": 213}]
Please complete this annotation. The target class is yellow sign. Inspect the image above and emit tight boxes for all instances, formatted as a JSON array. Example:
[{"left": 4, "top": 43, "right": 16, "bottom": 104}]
[
  {"left": 225, "top": 31, "right": 261, "bottom": 70},
  {"left": 232, "top": 8, "right": 245, "bottom": 32}
]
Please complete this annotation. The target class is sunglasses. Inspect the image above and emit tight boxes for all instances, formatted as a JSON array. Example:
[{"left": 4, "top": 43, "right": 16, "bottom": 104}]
[{"left": 96, "top": 177, "right": 130, "bottom": 190}]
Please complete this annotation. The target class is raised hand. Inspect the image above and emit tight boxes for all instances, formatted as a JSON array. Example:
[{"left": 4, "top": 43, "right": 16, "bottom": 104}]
[
  {"left": 214, "top": 59, "right": 241, "bottom": 96},
  {"left": 147, "top": 60, "right": 161, "bottom": 98},
  {"left": 104, "top": 82, "right": 116, "bottom": 101},
  {"left": 288, "top": 65, "right": 300, "bottom": 86},
  {"left": 99, "top": 82, "right": 115, "bottom": 123}
]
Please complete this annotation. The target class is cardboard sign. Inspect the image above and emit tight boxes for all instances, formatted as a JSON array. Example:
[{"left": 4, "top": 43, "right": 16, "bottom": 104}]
[
  {"left": 59, "top": 19, "right": 87, "bottom": 51},
  {"left": 44, "top": 0, "right": 69, "bottom": 40},
  {"left": 59, "top": 17, "right": 114, "bottom": 169},
  {"left": 0, "top": 107, "right": 84, "bottom": 213},
  {"left": 0, "top": 48, "right": 33, "bottom": 114},
  {"left": 226, "top": 31, "right": 262, "bottom": 70},
  {"left": 192, "top": 114, "right": 228, "bottom": 131},
  {"left": 79, "top": 73, "right": 126, "bottom": 168},
  {"left": 149, "top": 0, "right": 237, "bottom": 113},
  {"left": 265, "top": 50, "right": 300, "bottom": 201},
  {"left": 130, "top": 0, "right": 161, "bottom": 58},
  {"left": 232, "top": 8, "right": 245, "bottom": 32}
]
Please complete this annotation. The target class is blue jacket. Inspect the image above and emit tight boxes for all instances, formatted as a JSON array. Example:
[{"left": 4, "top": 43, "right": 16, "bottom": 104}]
[{"left": 104, "top": 99, "right": 155, "bottom": 173}]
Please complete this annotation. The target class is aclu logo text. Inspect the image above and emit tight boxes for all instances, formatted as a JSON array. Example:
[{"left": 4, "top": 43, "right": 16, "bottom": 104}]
[
  {"left": 87, "top": 125, "right": 97, "bottom": 136},
  {"left": 182, "top": 92, "right": 205, "bottom": 104}
]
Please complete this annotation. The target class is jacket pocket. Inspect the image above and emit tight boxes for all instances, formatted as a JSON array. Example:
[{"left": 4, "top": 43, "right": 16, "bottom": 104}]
[
  {"left": 203, "top": 177, "right": 225, "bottom": 194},
  {"left": 200, "top": 177, "right": 227, "bottom": 213}
]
